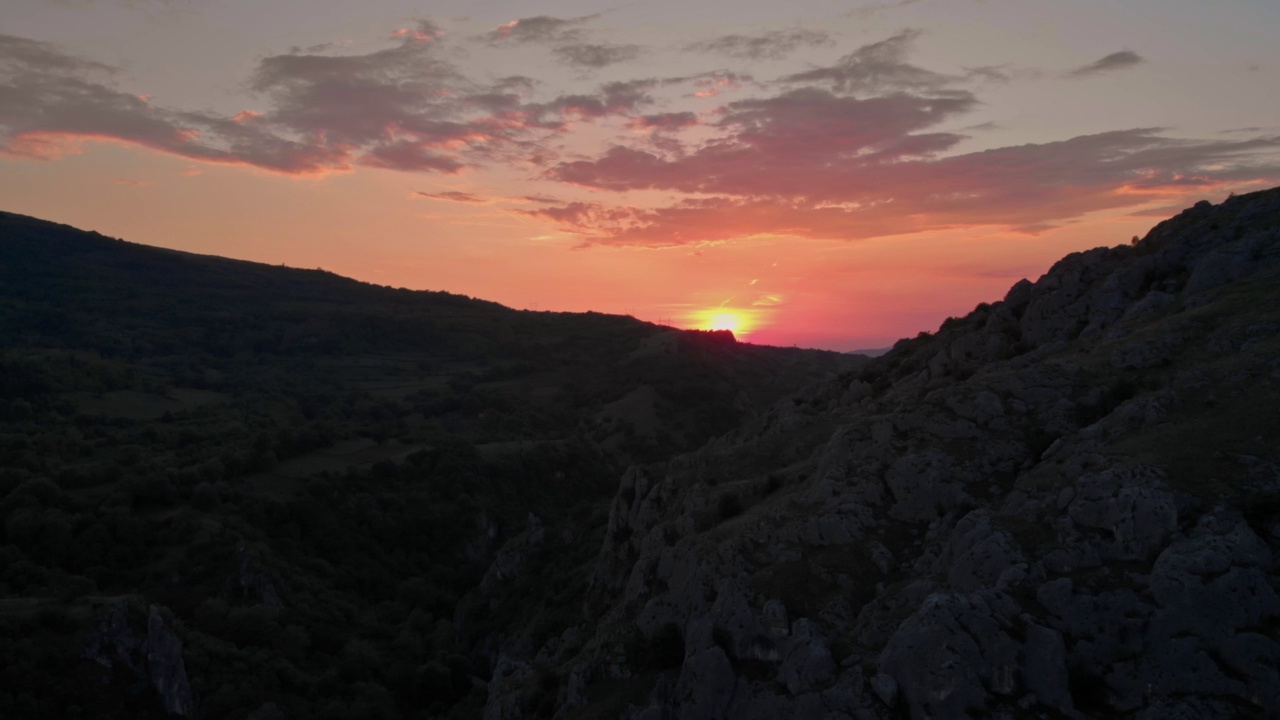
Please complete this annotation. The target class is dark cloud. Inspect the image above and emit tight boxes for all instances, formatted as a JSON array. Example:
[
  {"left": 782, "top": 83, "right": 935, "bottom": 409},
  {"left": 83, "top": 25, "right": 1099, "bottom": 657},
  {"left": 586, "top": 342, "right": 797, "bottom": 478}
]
[
  {"left": 779, "top": 30, "right": 956, "bottom": 94},
  {"left": 0, "top": 33, "right": 349, "bottom": 173},
  {"left": 533, "top": 80, "right": 658, "bottom": 121},
  {"left": 685, "top": 29, "right": 832, "bottom": 61},
  {"left": 628, "top": 112, "right": 699, "bottom": 132},
  {"left": 552, "top": 43, "right": 645, "bottom": 69},
  {"left": 0, "top": 33, "right": 114, "bottom": 76},
  {"left": 1068, "top": 50, "right": 1144, "bottom": 77},
  {"left": 480, "top": 15, "right": 596, "bottom": 45},
  {"left": 1, "top": 26, "right": 578, "bottom": 175}
]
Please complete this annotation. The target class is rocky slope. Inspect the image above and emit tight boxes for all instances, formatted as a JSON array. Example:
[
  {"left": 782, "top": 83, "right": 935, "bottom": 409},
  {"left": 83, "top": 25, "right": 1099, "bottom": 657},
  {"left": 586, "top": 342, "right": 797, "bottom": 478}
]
[{"left": 480, "top": 187, "right": 1280, "bottom": 719}]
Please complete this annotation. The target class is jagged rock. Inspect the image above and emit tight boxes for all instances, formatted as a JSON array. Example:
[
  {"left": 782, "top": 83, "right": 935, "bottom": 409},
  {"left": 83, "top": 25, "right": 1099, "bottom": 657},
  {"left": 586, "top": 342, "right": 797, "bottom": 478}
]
[
  {"left": 230, "top": 548, "right": 284, "bottom": 610},
  {"left": 673, "top": 646, "right": 740, "bottom": 720},
  {"left": 484, "top": 657, "right": 531, "bottom": 720},
  {"left": 481, "top": 513, "right": 546, "bottom": 592},
  {"left": 777, "top": 620, "right": 835, "bottom": 695},
  {"left": 506, "top": 189, "right": 1280, "bottom": 720},
  {"left": 878, "top": 591, "right": 1021, "bottom": 719},
  {"left": 144, "top": 607, "right": 195, "bottom": 717},
  {"left": 1121, "top": 290, "right": 1175, "bottom": 321},
  {"left": 82, "top": 602, "right": 145, "bottom": 677},
  {"left": 934, "top": 510, "right": 1026, "bottom": 592},
  {"left": 885, "top": 451, "right": 968, "bottom": 523},
  {"left": 1132, "top": 696, "right": 1240, "bottom": 720},
  {"left": 871, "top": 672, "right": 897, "bottom": 706},
  {"left": 868, "top": 542, "right": 895, "bottom": 575},
  {"left": 1105, "top": 637, "right": 1245, "bottom": 712},
  {"left": 1185, "top": 236, "right": 1262, "bottom": 294},
  {"left": 1212, "top": 632, "right": 1280, "bottom": 713},
  {"left": 1066, "top": 467, "right": 1178, "bottom": 560},
  {"left": 82, "top": 602, "right": 195, "bottom": 716},
  {"left": 1017, "top": 618, "right": 1073, "bottom": 714},
  {"left": 1148, "top": 514, "right": 1279, "bottom": 637}
]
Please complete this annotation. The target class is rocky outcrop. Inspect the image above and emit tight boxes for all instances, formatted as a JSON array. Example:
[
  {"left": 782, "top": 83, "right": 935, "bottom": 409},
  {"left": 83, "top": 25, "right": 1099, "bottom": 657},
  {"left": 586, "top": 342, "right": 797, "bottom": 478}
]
[
  {"left": 480, "top": 188, "right": 1280, "bottom": 719},
  {"left": 83, "top": 601, "right": 196, "bottom": 716},
  {"left": 481, "top": 513, "right": 547, "bottom": 593}
]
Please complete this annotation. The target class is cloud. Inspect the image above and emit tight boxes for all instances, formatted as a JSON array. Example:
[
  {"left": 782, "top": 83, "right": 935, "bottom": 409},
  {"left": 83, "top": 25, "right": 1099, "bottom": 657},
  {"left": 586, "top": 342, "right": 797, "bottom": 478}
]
[
  {"left": 846, "top": 0, "right": 924, "bottom": 19},
  {"left": 1068, "top": 50, "right": 1144, "bottom": 77},
  {"left": 518, "top": 194, "right": 562, "bottom": 204},
  {"left": 481, "top": 15, "right": 597, "bottom": 45},
  {"left": 551, "top": 87, "right": 975, "bottom": 195},
  {"left": 686, "top": 29, "right": 832, "bottom": 61},
  {"left": 689, "top": 71, "right": 750, "bottom": 98},
  {"left": 516, "top": 31, "right": 1279, "bottom": 247},
  {"left": 415, "top": 190, "right": 487, "bottom": 203},
  {"left": 0, "top": 25, "right": 607, "bottom": 176},
  {"left": 779, "top": 29, "right": 956, "bottom": 94},
  {"left": 540, "top": 108, "right": 1280, "bottom": 246},
  {"left": 552, "top": 43, "right": 645, "bottom": 69},
  {"left": 535, "top": 80, "right": 658, "bottom": 120},
  {"left": 627, "top": 112, "right": 699, "bottom": 132},
  {"left": 0, "top": 33, "right": 350, "bottom": 173}
]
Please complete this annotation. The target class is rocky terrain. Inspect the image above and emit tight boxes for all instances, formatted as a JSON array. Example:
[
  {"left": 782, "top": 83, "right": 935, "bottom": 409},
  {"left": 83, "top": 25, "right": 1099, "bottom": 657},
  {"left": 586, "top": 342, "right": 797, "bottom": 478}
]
[{"left": 476, "top": 188, "right": 1280, "bottom": 719}]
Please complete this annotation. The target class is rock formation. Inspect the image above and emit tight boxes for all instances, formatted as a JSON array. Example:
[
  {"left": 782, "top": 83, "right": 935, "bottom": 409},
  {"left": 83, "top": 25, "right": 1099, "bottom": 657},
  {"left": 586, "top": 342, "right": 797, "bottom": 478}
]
[{"left": 479, "top": 188, "right": 1280, "bottom": 718}]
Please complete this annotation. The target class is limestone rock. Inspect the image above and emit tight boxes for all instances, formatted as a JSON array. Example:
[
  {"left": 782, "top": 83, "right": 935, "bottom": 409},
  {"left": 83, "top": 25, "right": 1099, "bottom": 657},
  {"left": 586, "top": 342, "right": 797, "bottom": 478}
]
[
  {"left": 878, "top": 591, "right": 1021, "bottom": 719},
  {"left": 144, "top": 607, "right": 195, "bottom": 717}
]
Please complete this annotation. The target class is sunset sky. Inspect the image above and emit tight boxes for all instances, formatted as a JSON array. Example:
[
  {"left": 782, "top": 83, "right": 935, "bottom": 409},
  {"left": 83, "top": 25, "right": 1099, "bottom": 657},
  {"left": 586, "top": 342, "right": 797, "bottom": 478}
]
[{"left": 3, "top": 0, "right": 1279, "bottom": 350}]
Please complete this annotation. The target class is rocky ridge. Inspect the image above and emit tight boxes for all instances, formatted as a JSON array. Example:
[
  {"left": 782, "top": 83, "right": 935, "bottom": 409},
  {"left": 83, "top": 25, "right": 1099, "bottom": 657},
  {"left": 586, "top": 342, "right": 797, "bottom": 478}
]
[{"left": 481, "top": 188, "right": 1280, "bottom": 719}]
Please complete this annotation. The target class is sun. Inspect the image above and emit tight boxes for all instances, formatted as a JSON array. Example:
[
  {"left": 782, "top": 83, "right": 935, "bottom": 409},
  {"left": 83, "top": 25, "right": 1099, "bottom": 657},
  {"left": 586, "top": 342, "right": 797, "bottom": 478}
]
[
  {"left": 706, "top": 312, "right": 741, "bottom": 332},
  {"left": 691, "top": 308, "right": 753, "bottom": 336}
]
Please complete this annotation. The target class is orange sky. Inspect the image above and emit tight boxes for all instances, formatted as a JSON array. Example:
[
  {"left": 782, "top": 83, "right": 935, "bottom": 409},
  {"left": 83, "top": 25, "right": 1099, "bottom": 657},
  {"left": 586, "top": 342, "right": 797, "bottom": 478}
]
[{"left": 3, "top": 1, "right": 1279, "bottom": 350}]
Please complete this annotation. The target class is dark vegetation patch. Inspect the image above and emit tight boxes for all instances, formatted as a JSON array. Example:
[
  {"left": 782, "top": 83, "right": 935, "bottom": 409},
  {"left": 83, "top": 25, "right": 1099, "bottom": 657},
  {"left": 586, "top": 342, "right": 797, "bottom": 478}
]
[{"left": 0, "top": 212, "right": 857, "bottom": 719}]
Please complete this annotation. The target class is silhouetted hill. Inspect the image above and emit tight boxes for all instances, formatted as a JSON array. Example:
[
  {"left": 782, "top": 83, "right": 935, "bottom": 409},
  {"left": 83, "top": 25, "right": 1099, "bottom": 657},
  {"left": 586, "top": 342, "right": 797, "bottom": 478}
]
[
  {"left": 3, "top": 185, "right": 1279, "bottom": 719},
  {"left": 0, "top": 211, "right": 858, "bottom": 719}
]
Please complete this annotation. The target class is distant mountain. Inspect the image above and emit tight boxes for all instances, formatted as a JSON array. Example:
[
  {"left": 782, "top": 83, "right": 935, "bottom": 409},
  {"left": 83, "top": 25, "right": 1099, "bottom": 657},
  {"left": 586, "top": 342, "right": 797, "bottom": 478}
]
[
  {"left": 0, "top": 211, "right": 858, "bottom": 718},
  {"left": 476, "top": 187, "right": 1280, "bottom": 719}
]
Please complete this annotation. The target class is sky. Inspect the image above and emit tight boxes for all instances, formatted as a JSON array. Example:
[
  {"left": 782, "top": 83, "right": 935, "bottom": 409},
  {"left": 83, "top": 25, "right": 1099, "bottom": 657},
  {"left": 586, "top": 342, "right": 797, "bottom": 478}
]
[{"left": 3, "top": 0, "right": 1279, "bottom": 351}]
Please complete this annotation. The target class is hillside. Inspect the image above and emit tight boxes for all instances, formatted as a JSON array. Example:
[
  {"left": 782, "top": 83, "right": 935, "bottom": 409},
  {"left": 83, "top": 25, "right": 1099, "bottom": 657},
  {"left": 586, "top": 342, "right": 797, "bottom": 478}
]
[
  {"left": 2, "top": 185, "right": 1279, "bottom": 719},
  {"left": 478, "top": 188, "right": 1280, "bottom": 719},
  {"left": 0, "top": 212, "right": 858, "bottom": 719}
]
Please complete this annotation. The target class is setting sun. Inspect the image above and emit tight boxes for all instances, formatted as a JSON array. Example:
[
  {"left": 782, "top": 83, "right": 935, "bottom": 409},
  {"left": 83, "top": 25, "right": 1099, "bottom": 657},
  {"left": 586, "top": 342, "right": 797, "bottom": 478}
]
[
  {"left": 689, "top": 308, "right": 757, "bottom": 337},
  {"left": 706, "top": 312, "right": 741, "bottom": 332}
]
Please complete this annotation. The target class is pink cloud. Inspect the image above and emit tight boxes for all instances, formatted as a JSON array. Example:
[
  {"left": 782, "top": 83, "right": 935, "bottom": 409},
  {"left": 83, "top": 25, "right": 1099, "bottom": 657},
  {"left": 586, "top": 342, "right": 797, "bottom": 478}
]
[
  {"left": 415, "top": 190, "right": 487, "bottom": 203},
  {"left": 540, "top": 122, "right": 1280, "bottom": 246}
]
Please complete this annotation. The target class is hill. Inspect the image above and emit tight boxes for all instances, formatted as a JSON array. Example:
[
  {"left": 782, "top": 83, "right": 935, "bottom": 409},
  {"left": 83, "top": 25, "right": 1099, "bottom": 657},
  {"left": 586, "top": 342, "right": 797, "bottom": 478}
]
[
  {"left": 480, "top": 187, "right": 1280, "bottom": 719},
  {"left": 2, "top": 184, "right": 1279, "bottom": 719},
  {"left": 0, "top": 211, "right": 858, "bottom": 718}
]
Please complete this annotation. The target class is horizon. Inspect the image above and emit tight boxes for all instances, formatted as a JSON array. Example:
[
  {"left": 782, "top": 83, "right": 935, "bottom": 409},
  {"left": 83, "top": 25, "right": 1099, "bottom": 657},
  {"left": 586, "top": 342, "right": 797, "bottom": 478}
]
[{"left": 3, "top": 1, "right": 1279, "bottom": 351}]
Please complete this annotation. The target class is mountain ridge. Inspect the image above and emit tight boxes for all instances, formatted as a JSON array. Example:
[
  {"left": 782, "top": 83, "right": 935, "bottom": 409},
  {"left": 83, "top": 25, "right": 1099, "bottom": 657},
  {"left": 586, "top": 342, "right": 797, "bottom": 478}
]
[
  {"left": 0, "top": 209, "right": 858, "bottom": 718},
  {"left": 1, "top": 188, "right": 1278, "bottom": 719},
  {"left": 477, "top": 186, "right": 1280, "bottom": 719}
]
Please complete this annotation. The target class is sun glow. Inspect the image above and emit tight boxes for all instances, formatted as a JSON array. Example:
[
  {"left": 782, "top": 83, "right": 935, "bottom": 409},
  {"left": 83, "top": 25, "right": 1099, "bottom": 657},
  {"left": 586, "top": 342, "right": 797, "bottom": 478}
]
[
  {"left": 706, "top": 312, "right": 741, "bottom": 332},
  {"left": 689, "top": 308, "right": 757, "bottom": 337}
]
